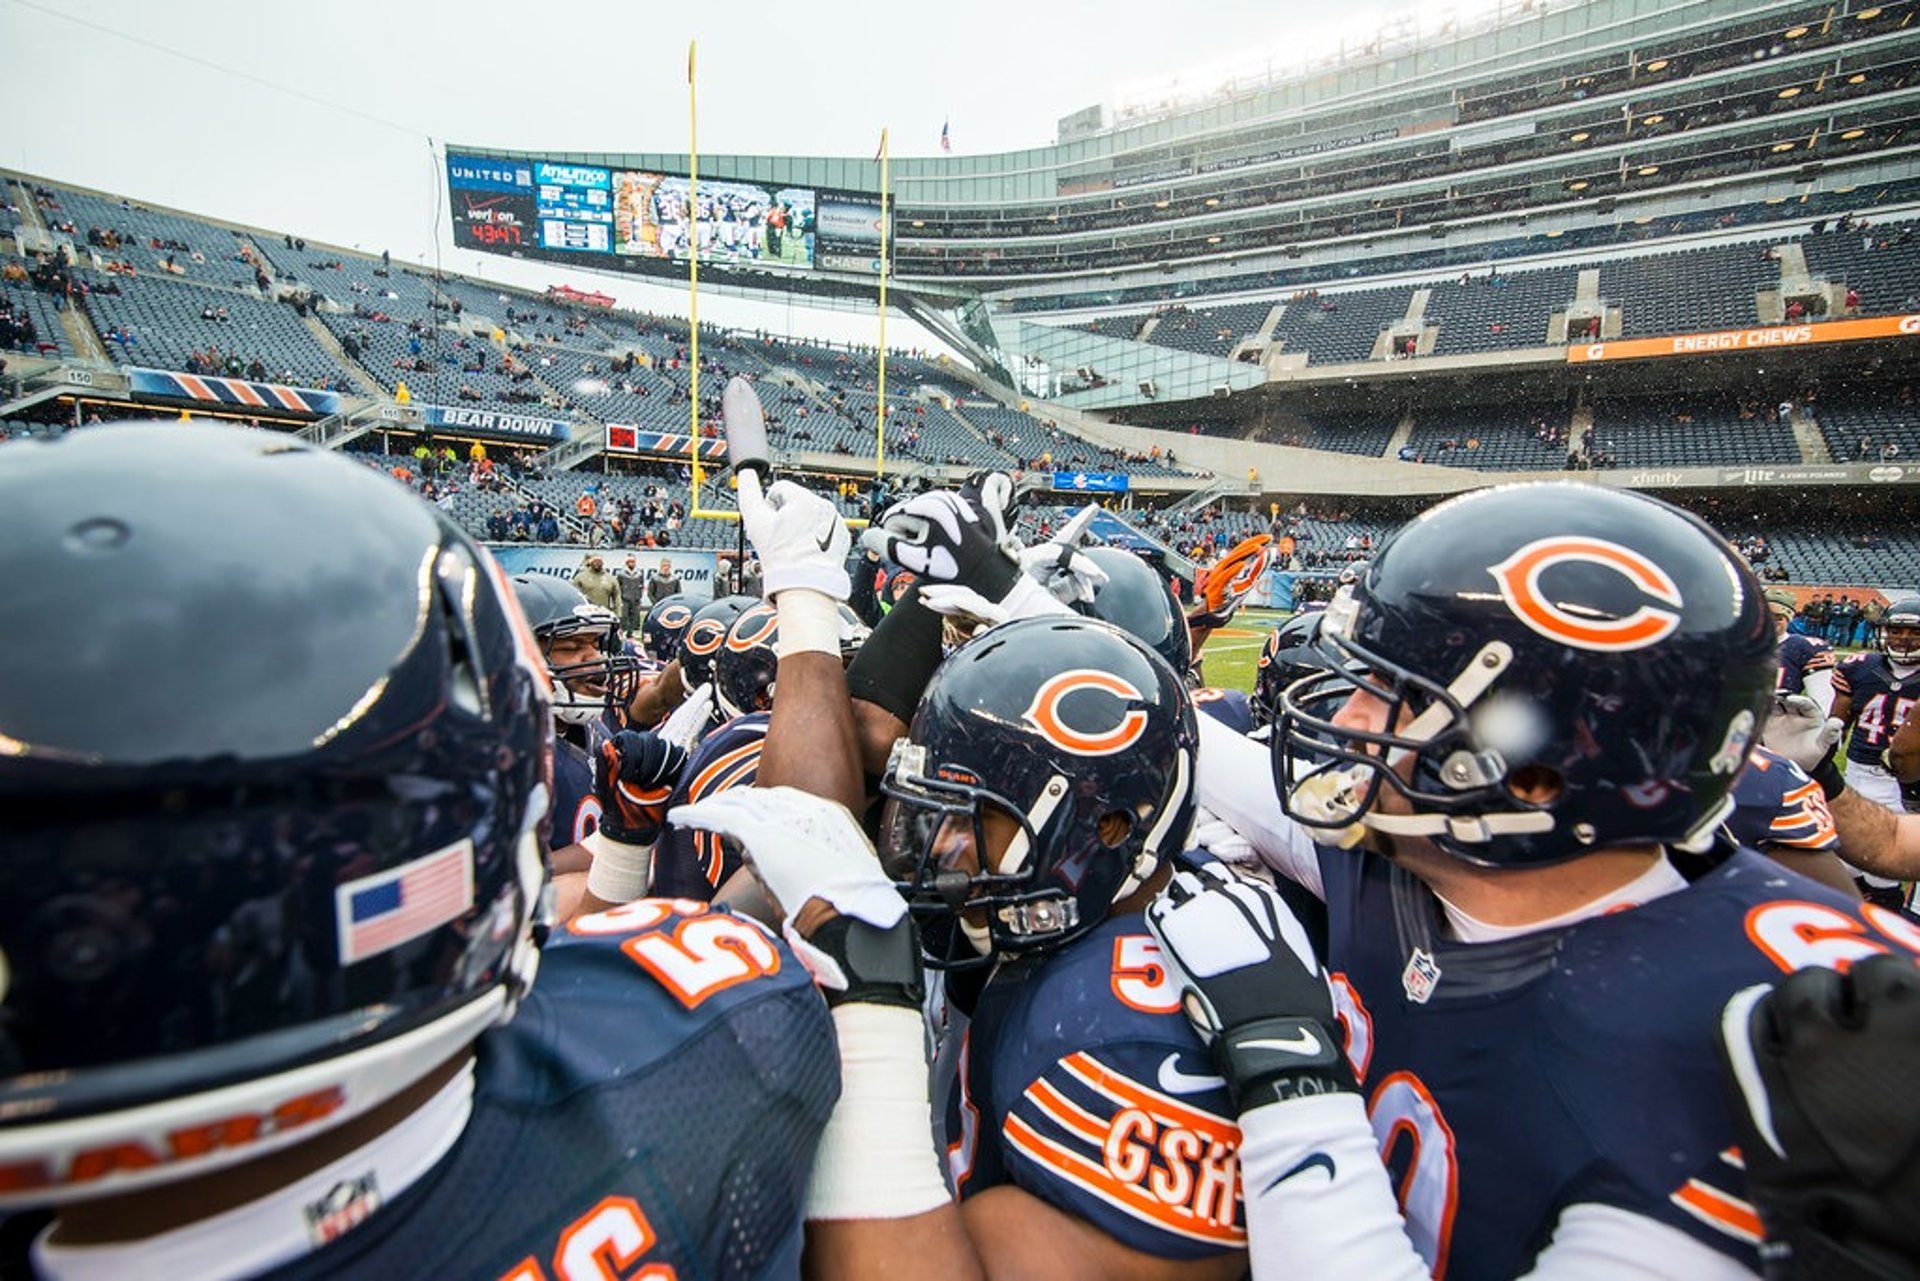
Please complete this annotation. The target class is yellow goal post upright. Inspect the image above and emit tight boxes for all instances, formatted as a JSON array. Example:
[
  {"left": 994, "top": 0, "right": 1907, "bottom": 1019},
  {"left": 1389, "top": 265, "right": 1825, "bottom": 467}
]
[{"left": 682, "top": 40, "right": 883, "bottom": 529}]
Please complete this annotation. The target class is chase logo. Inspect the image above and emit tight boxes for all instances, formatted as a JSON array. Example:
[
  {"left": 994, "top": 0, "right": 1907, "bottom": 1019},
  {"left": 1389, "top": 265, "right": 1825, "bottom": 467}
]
[
  {"left": 1021, "top": 669, "right": 1150, "bottom": 756},
  {"left": 1488, "top": 536, "right": 1683, "bottom": 653}
]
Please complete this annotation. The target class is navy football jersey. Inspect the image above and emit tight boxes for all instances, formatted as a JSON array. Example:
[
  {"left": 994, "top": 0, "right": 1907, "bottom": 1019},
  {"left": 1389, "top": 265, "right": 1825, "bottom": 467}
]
[
  {"left": 1775, "top": 633, "right": 1834, "bottom": 698},
  {"left": 1724, "top": 746, "right": 1838, "bottom": 854},
  {"left": 652, "top": 713, "right": 769, "bottom": 901},
  {"left": 549, "top": 726, "right": 605, "bottom": 853},
  {"left": 939, "top": 913, "right": 1247, "bottom": 1260},
  {"left": 1317, "top": 845, "right": 1915, "bottom": 1277},
  {"left": 1190, "top": 687, "right": 1254, "bottom": 736},
  {"left": 1835, "top": 651, "right": 1920, "bottom": 759},
  {"left": 109, "top": 900, "right": 834, "bottom": 1281}
]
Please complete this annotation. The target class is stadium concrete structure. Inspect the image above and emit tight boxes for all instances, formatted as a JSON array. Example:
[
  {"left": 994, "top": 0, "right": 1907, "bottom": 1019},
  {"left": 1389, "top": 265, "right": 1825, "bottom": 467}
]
[{"left": 4, "top": 0, "right": 1919, "bottom": 589}]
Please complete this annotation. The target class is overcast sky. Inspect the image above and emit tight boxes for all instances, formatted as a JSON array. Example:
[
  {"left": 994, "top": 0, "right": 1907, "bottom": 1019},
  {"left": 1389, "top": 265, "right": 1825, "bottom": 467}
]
[{"left": 1, "top": 0, "right": 1432, "bottom": 343}]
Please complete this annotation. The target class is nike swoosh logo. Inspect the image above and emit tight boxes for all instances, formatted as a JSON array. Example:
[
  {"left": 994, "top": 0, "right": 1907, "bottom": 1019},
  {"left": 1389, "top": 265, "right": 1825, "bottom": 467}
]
[
  {"left": 816, "top": 522, "right": 836, "bottom": 552},
  {"left": 1263, "top": 1152, "right": 1335, "bottom": 1193},
  {"left": 1239, "top": 1029, "right": 1322, "bottom": 1056},
  {"left": 1156, "top": 1053, "right": 1226, "bottom": 1095}
]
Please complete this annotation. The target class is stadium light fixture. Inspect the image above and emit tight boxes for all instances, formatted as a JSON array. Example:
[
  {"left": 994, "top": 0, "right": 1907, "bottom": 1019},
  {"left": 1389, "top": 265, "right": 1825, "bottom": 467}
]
[
  {"left": 1154, "top": 199, "right": 1171, "bottom": 208},
  {"left": 1840, "top": 128, "right": 1867, "bottom": 140},
  {"left": 1771, "top": 142, "right": 1797, "bottom": 152},
  {"left": 1569, "top": 131, "right": 1591, "bottom": 143},
  {"left": 1644, "top": 58, "right": 1669, "bottom": 72},
  {"left": 1641, "top": 113, "right": 1664, "bottom": 125},
  {"left": 1637, "top": 164, "right": 1660, "bottom": 175},
  {"left": 1784, "top": 25, "right": 1809, "bottom": 38},
  {"left": 1567, "top": 180, "right": 1590, "bottom": 191},
  {"left": 1206, "top": 235, "right": 1223, "bottom": 244},
  {"left": 1204, "top": 197, "right": 1220, "bottom": 207},
  {"left": 1847, "top": 73, "right": 1867, "bottom": 84},
  {"left": 1777, "top": 87, "right": 1802, "bottom": 99},
  {"left": 1857, "top": 7, "right": 1883, "bottom": 19}
]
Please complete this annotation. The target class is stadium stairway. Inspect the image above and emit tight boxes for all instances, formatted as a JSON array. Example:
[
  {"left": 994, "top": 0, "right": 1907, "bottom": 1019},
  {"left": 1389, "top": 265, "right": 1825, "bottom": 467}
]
[
  {"left": 295, "top": 309, "right": 384, "bottom": 398},
  {"left": 1383, "top": 411, "right": 1416, "bottom": 460},
  {"left": 1788, "top": 408, "right": 1833, "bottom": 465}
]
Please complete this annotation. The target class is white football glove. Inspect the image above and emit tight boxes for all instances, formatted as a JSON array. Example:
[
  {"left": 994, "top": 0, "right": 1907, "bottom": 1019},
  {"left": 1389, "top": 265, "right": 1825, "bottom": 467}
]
[
  {"left": 656, "top": 682, "right": 715, "bottom": 753},
  {"left": 721, "top": 375, "right": 770, "bottom": 479},
  {"left": 738, "top": 473, "right": 851, "bottom": 601},
  {"left": 668, "top": 785, "right": 905, "bottom": 930},
  {"left": 1762, "top": 693, "right": 1844, "bottom": 772},
  {"left": 1019, "top": 504, "right": 1109, "bottom": 605},
  {"left": 1190, "top": 805, "right": 1258, "bottom": 866}
]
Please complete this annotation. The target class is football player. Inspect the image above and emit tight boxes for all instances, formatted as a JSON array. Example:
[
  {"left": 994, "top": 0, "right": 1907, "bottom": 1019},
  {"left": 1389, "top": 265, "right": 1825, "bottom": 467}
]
[
  {"left": 1148, "top": 483, "right": 1915, "bottom": 1279},
  {"left": 1767, "top": 588, "right": 1836, "bottom": 714},
  {"left": 1829, "top": 595, "right": 1920, "bottom": 904},
  {"left": 508, "top": 573, "right": 641, "bottom": 850},
  {"left": 694, "top": 462, "right": 1253, "bottom": 1278},
  {"left": 0, "top": 424, "right": 836, "bottom": 1279}
]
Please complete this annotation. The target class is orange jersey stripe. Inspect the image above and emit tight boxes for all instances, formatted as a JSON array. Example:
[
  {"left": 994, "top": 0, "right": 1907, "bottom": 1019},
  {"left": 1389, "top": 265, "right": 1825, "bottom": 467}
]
[
  {"left": 1669, "top": 1180, "right": 1762, "bottom": 1245},
  {"left": 1001, "top": 1113, "right": 1244, "bottom": 1247},
  {"left": 1059, "top": 1052, "right": 1237, "bottom": 1145},
  {"left": 1023, "top": 1077, "right": 1109, "bottom": 1149}
]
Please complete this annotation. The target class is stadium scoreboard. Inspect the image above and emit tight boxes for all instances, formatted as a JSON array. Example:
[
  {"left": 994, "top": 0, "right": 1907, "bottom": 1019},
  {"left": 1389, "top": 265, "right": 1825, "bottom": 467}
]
[{"left": 449, "top": 150, "right": 887, "bottom": 277}]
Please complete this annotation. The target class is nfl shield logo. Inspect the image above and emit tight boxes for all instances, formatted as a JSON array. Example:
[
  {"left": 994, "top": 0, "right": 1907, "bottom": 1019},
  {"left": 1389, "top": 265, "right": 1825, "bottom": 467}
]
[{"left": 1402, "top": 948, "right": 1442, "bottom": 1004}]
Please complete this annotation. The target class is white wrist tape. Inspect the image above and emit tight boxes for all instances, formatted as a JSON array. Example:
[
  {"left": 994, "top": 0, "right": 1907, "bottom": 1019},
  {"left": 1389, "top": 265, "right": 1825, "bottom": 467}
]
[
  {"left": 775, "top": 588, "right": 843, "bottom": 659},
  {"left": 805, "top": 1004, "right": 951, "bottom": 1221},
  {"left": 582, "top": 829, "right": 652, "bottom": 903}
]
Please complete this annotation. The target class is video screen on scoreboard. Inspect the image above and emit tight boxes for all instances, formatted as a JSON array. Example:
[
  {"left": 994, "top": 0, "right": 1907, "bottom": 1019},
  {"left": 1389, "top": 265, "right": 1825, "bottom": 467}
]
[
  {"left": 449, "top": 152, "right": 888, "bottom": 277},
  {"left": 447, "top": 152, "right": 539, "bottom": 253},
  {"left": 814, "top": 191, "right": 888, "bottom": 276},
  {"left": 613, "top": 172, "right": 814, "bottom": 268},
  {"left": 534, "top": 162, "right": 613, "bottom": 254}
]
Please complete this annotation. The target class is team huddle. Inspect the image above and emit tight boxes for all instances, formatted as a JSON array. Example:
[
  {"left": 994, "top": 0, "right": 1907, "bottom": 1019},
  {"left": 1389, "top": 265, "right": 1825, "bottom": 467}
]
[{"left": 0, "top": 383, "right": 1916, "bottom": 1280}]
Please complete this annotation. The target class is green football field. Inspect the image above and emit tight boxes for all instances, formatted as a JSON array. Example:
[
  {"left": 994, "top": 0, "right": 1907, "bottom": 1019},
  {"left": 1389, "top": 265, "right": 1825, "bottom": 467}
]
[{"left": 1195, "top": 607, "right": 1291, "bottom": 694}]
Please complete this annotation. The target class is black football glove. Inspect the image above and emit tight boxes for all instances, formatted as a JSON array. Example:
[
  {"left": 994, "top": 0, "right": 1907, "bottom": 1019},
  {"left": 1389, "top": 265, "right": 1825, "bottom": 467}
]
[
  {"left": 1145, "top": 861, "right": 1355, "bottom": 1112},
  {"left": 595, "top": 730, "right": 689, "bottom": 847},
  {"left": 858, "top": 471, "right": 1021, "bottom": 601},
  {"left": 1718, "top": 954, "right": 1920, "bottom": 1281}
]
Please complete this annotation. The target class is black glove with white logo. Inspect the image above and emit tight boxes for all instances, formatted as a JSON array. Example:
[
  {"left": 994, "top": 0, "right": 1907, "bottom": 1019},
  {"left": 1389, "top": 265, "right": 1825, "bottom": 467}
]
[
  {"left": 1146, "top": 861, "right": 1355, "bottom": 1113},
  {"left": 1718, "top": 954, "right": 1920, "bottom": 1281}
]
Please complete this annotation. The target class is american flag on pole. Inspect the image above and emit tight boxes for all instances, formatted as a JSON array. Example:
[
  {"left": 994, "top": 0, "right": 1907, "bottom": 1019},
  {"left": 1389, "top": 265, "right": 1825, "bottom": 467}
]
[
  {"left": 940, "top": 120, "right": 951, "bottom": 153},
  {"left": 335, "top": 840, "right": 475, "bottom": 965}
]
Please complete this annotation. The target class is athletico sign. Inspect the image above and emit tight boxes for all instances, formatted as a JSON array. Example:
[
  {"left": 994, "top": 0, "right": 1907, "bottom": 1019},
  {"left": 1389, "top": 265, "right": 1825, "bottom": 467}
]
[{"left": 1567, "top": 314, "right": 1920, "bottom": 363}]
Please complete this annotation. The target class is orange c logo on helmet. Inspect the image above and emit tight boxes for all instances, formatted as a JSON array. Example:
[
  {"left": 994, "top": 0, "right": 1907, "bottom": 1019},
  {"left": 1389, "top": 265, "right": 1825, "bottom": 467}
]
[
  {"left": 1489, "top": 536, "right": 1684, "bottom": 652},
  {"left": 655, "top": 604, "right": 693, "bottom": 630},
  {"left": 1229, "top": 546, "right": 1271, "bottom": 594},
  {"left": 1021, "top": 669, "right": 1151, "bottom": 757},
  {"left": 726, "top": 604, "right": 780, "bottom": 652},
  {"left": 683, "top": 620, "right": 728, "bottom": 655}
]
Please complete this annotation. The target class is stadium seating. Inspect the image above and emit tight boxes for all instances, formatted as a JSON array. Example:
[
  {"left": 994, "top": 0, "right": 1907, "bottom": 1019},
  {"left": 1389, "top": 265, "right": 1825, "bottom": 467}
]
[
  {"left": 1603, "top": 242, "right": 1784, "bottom": 339},
  {"left": 1402, "top": 404, "right": 1573, "bottom": 471},
  {"left": 1426, "top": 269, "right": 1580, "bottom": 355},
  {"left": 1587, "top": 393, "right": 1803, "bottom": 466},
  {"left": 1267, "top": 286, "right": 1411, "bottom": 365},
  {"left": 83, "top": 274, "right": 346, "bottom": 386},
  {"left": 1143, "top": 301, "right": 1272, "bottom": 357},
  {"left": 1810, "top": 385, "right": 1920, "bottom": 465}
]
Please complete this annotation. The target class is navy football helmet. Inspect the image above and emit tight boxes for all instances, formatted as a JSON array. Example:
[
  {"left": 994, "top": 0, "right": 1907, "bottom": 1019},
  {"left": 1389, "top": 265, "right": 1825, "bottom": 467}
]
[
  {"left": 640, "top": 591, "right": 703, "bottom": 664},
  {"left": 1252, "top": 612, "right": 1323, "bottom": 729},
  {"left": 713, "top": 602, "right": 867, "bottom": 722},
  {"left": 510, "top": 573, "right": 642, "bottom": 726},
  {"left": 1277, "top": 483, "right": 1775, "bottom": 868},
  {"left": 880, "top": 616, "right": 1198, "bottom": 968},
  {"left": 1878, "top": 596, "right": 1920, "bottom": 665},
  {"left": 1073, "top": 546, "right": 1192, "bottom": 677},
  {"left": 715, "top": 601, "right": 782, "bottom": 722},
  {"left": 677, "top": 595, "right": 756, "bottom": 691},
  {"left": 0, "top": 425, "right": 551, "bottom": 1205}
]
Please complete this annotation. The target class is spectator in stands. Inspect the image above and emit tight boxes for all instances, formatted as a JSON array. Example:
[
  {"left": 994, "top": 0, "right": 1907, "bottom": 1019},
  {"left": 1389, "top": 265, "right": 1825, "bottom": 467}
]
[{"left": 535, "top": 508, "right": 561, "bottom": 543}]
